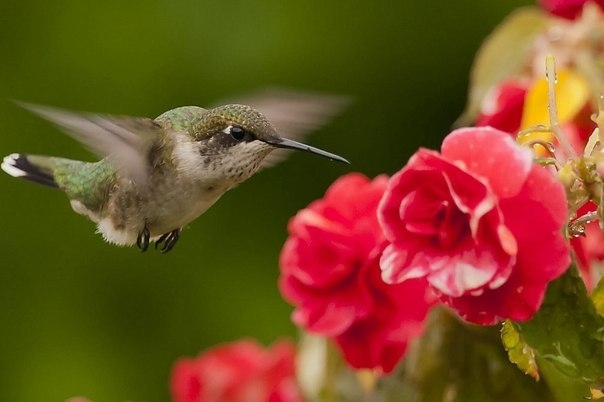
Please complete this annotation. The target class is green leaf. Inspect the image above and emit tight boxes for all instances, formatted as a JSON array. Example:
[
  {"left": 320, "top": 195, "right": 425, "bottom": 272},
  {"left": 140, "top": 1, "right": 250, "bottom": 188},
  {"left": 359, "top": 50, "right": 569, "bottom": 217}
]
[
  {"left": 513, "top": 265, "right": 604, "bottom": 390},
  {"left": 455, "top": 7, "right": 549, "bottom": 127},
  {"left": 501, "top": 320, "right": 540, "bottom": 380}
]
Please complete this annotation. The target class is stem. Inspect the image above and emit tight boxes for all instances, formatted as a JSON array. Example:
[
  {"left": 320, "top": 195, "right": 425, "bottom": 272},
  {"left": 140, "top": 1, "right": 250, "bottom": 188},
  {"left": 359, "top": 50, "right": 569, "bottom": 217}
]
[
  {"left": 568, "top": 211, "right": 599, "bottom": 237},
  {"left": 546, "top": 55, "right": 577, "bottom": 159},
  {"left": 583, "top": 127, "right": 600, "bottom": 157}
]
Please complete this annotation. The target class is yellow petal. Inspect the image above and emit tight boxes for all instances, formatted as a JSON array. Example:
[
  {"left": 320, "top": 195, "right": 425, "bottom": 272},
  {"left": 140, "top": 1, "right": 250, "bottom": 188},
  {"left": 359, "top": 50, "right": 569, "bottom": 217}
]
[
  {"left": 591, "top": 388, "right": 604, "bottom": 399},
  {"left": 519, "top": 69, "right": 590, "bottom": 146}
]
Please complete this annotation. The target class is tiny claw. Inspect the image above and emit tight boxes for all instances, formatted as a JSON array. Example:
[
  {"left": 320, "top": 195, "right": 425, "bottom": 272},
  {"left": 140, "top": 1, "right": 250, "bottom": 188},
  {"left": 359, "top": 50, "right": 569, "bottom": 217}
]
[
  {"left": 155, "top": 229, "right": 180, "bottom": 253},
  {"left": 137, "top": 227, "right": 150, "bottom": 252}
]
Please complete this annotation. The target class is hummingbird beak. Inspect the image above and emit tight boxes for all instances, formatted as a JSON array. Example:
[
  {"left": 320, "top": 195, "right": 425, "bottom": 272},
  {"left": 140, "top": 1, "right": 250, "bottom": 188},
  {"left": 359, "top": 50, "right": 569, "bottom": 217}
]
[{"left": 267, "top": 138, "right": 350, "bottom": 164}]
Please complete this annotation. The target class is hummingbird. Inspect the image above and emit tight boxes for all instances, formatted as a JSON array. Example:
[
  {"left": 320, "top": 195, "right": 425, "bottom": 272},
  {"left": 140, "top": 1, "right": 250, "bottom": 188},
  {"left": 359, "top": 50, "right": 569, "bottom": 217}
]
[{"left": 1, "top": 90, "right": 349, "bottom": 253}]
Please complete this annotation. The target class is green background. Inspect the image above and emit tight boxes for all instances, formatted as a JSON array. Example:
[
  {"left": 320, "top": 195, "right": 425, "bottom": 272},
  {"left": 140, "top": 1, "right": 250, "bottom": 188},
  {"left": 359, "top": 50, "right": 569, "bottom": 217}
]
[{"left": 0, "top": 1, "right": 532, "bottom": 401}]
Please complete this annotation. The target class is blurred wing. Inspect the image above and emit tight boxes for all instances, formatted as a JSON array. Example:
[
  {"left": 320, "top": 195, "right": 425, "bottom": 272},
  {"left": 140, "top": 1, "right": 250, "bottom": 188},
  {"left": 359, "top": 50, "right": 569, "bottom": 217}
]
[
  {"left": 221, "top": 88, "right": 351, "bottom": 169},
  {"left": 18, "top": 102, "right": 162, "bottom": 184}
]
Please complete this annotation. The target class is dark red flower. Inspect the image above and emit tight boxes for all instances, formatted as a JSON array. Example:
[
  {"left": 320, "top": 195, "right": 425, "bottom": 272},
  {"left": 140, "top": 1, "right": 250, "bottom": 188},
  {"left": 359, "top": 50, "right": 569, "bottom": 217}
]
[
  {"left": 379, "top": 127, "right": 570, "bottom": 325},
  {"left": 279, "top": 173, "right": 435, "bottom": 373},
  {"left": 170, "top": 339, "right": 301, "bottom": 402},
  {"left": 538, "top": 0, "right": 604, "bottom": 19}
]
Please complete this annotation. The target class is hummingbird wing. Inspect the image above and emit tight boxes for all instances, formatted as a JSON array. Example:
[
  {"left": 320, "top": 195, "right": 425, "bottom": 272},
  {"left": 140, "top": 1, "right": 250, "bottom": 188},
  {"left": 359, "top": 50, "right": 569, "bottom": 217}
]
[
  {"left": 220, "top": 88, "right": 351, "bottom": 169},
  {"left": 17, "top": 102, "right": 162, "bottom": 184}
]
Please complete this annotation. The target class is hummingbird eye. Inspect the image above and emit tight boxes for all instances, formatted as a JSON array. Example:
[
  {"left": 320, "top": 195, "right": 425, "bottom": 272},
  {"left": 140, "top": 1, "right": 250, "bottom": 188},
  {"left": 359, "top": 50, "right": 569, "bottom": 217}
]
[{"left": 228, "top": 125, "right": 247, "bottom": 141}]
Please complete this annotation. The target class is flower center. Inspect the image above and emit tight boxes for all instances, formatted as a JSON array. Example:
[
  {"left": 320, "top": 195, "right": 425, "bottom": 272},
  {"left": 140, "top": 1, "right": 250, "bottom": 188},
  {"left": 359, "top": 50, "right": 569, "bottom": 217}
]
[
  {"left": 434, "top": 200, "right": 470, "bottom": 250},
  {"left": 401, "top": 190, "right": 471, "bottom": 251}
]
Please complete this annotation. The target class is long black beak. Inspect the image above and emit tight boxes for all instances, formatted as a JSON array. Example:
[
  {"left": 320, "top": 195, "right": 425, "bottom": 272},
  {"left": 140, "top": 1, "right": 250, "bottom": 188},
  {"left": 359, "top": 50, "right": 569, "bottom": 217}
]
[{"left": 268, "top": 137, "right": 350, "bottom": 164}]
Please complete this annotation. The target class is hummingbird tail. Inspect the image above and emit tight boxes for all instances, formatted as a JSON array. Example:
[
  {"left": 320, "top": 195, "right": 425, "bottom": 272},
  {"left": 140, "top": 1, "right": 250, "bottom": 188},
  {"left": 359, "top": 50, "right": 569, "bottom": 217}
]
[{"left": 1, "top": 153, "right": 58, "bottom": 188}]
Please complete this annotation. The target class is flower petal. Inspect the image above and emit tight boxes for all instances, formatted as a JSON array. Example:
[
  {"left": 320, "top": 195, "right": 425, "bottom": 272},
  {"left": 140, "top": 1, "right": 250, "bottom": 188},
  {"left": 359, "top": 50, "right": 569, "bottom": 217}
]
[{"left": 441, "top": 127, "right": 533, "bottom": 198}]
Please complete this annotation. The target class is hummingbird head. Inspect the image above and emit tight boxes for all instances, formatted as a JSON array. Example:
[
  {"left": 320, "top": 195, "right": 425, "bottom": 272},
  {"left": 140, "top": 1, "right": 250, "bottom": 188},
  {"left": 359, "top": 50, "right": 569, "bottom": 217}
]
[{"left": 189, "top": 104, "right": 348, "bottom": 183}]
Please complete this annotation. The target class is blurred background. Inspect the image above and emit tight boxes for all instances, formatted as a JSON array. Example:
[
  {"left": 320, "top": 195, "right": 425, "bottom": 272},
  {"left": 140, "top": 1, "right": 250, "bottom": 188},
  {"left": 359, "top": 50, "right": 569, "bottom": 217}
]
[{"left": 0, "top": 1, "right": 532, "bottom": 401}]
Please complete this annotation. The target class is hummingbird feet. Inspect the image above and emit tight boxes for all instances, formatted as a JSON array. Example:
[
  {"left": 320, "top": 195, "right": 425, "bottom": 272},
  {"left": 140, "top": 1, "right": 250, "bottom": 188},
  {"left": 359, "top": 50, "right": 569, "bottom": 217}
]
[
  {"left": 155, "top": 229, "right": 181, "bottom": 253},
  {"left": 136, "top": 226, "right": 180, "bottom": 253},
  {"left": 136, "top": 227, "right": 151, "bottom": 252}
]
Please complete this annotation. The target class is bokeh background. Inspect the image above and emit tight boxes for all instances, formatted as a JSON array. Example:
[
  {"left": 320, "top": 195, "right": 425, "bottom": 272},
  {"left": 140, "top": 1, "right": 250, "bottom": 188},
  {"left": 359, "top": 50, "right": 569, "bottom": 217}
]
[{"left": 0, "top": 1, "right": 533, "bottom": 401}]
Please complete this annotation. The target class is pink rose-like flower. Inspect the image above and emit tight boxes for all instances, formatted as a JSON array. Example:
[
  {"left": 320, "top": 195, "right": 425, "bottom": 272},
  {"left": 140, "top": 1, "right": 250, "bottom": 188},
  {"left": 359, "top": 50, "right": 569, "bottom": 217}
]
[
  {"left": 279, "top": 173, "right": 435, "bottom": 373},
  {"left": 379, "top": 127, "right": 570, "bottom": 325},
  {"left": 539, "top": 0, "right": 604, "bottom": 19},
  {"left": 170, "top": 339, "right": 301, "bottom": 402}
]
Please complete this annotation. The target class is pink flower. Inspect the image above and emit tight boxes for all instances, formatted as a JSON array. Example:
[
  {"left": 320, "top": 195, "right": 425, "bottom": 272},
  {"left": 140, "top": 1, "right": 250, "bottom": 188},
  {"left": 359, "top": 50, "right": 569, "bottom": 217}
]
[
  {"left": 279, "top": 173, "right": 435, "bottom": 373},
  {"left": 170, "top": 339, "right": 301, "bottom": 402},
  {"left": 474, "top": 77, "right": 598, "bottom": 291},
  {"left": 539, "top": 0, "right": 604, "bottom": 19},
  {"left": 379, "top": 127, "right": 570, "bottom": 325}
]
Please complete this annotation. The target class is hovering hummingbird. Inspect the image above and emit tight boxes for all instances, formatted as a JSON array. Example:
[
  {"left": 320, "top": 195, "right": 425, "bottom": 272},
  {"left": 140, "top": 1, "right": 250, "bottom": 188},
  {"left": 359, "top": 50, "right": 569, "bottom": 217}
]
[{"left": 1, "top": 90, "right": 349, "bottom": 253}]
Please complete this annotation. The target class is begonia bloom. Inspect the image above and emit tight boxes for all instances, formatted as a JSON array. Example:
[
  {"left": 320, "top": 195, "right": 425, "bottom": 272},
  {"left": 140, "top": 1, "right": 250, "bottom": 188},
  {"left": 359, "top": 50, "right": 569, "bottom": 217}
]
[
  {"left": 379, "top": 127, "right": 570, "bottom": 324},
  {"left": 280, "top": 173, "right": 434, "bottom": 372}
]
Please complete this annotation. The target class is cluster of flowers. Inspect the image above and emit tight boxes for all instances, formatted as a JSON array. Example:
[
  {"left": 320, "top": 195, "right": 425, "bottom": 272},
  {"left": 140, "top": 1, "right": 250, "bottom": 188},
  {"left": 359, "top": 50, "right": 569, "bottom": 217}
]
[
  {"left": 74, "top": 1, "right": 604, "bottom": 401},
  {"left": 277, "top": 0, "right": 604, "bottom": 379},
  {"left": 167, "top": 1, "right": 604, "bottom": 401},
  {"left": 475, "top": 0, "right": 604, "bottom": 286},
  {"left": 167, "top": 119, "right": 573, "bottom": 401},
  {"left": 280, "top": 126, "right": 569, "bottom": 369}
]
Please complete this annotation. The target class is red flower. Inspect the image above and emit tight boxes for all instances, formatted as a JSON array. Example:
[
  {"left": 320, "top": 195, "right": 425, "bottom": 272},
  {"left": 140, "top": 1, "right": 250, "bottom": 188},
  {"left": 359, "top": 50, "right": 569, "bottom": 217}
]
[
  {"left": 476, "top": 80, "right": 528, "bottom": 134},
  {"left": 538, "top": 0, "right": 604, "bottom": 19},
  {"left": 279, "top": 173, "right": 435, "bottom": 373},
  {"left": 170, "top": 339, "right": 301, "bottom": 402},
  {"left": 571, "top": 202, "right": 604, "bottom": 290},
  {"left": 332, "top": 254, "right": 433, "bottom": 373},
  {"left": 379, "top": 127, "right": 570, "bottom": 325}
]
